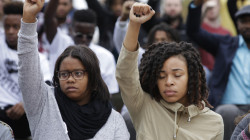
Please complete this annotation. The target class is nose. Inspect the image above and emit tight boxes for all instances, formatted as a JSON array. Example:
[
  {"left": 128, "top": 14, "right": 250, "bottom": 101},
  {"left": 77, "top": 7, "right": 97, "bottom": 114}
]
[
  {"left": 81, "top": 34, "right": 88, "bottom": 42},
  {"left": 67, "top": 73, "right": 75, "bottom": 82},
  {"left": 165, "top": 77, "right": 174, "bottom": 86},
  {"left": 7, "top": 27, "right": 15, "bottom": 34}
]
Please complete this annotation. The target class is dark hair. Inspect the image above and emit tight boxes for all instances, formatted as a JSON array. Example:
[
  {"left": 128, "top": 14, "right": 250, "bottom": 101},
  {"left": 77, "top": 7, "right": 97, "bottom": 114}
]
[
  {"left": 73, "top": 9, "right": 97, "bottom": 25},
  {"left": 145, "top": 23, "right": 180, "bottom": 49},
  {"left": 139, "top": 41, "right": 212, "bottom": 109},
  {"left": 3, "top": 1, "right": 23, "bottom": 15},
  {"left": 105, "top": 0, "right": 125, "bottom": 10},
  {"left": 53, "top": 45, "right": 110, "bottom": 101},
  {"left": 234, "top": 110, "right": 250, "bottom": 125}
]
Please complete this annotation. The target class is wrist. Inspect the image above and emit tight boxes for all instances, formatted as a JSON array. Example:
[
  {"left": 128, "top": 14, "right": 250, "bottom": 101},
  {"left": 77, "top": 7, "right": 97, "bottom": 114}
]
[
  {"left": 23, "top": 13, "right": 36, "bottom": 23},
  {"left": 129, "top": 20, "right": 141, "bottom": 29}
]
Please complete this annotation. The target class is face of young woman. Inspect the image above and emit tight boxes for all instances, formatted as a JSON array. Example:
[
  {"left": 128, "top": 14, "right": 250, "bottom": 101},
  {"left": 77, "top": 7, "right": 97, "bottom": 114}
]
[
  {"left": 157, "top": 55, "right": 189, "bottom": 106},
  {"left": 59, "top": 56, "right": 90, "bottom": 105},
  {"left": 154, "top": 30, "right": 173, "bottom": 43}
]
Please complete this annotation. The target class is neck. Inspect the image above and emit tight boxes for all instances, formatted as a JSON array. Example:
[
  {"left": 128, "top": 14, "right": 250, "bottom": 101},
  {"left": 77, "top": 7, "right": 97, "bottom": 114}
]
[
  {"left": 170, "top": 19, "right": 180, "bottom": 29},
  {"left": 57, "top": 17, "right": 67, "bottom": 26},
  {"left": 203, "top": 17, "right": 220, "bottom": 28},
  {"left": 242, "top": 37, "right": 250, "bottom": 49},
  {"left": 6, "top": 41, "right": 17, "bottom": 50}
]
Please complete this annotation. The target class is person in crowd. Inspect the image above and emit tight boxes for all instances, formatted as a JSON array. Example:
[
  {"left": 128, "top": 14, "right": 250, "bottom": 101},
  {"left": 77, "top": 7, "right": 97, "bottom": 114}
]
[
  {"left": 116, "top": 2, "right": 224, "bottom": 139},
  {"left": 200, "top": 0, "right": 231, "bottom": 71},
  {"left": 227, "top": 0, "right": 250, "bottom": 35},
  {"left": 186, "top": 1, "right": 250, "bottom": 139},
  {"left": 43, "top": 0, "right": 119, "bottom": 96},
  {"left": 37, "top": 0, "right": 75, "bottom": 67},
  {"left": 85, "top": 0, "right": 129, "bottom": 59},
  {"left": 146, "top": 22, "right": 180, "bottom": 48},
  {"left": 158, "top": 0, "right": 187, "bottom": 41},
  {"left": 0, "top": 121, "right": 14, "bottom": 140},
  {"left": 18, "top": 0, "right": 129, "bottom": 139},
  {"left": 231, "top": 111, "right": 250, "bottom": 140},
  {"left": 114, "top": 5, "right": 180, "bottom": 138},
  {"left": 54, "top": 0, "right": 74, "bottom": 35},
  {"left": 0, "top": 1, "right": 51, "bottom": 139}
]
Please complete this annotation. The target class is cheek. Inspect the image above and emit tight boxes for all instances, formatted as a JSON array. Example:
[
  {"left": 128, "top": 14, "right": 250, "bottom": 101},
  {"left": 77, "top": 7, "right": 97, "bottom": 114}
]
[
  {"left": 157, "top": 79, "right": 164, "bottom": 91},
  {"left": 59, "top": 81, "right": 66, "bottom": 89},
  {"left": 178, "top": 77, "right": 188, "bottom": 92},
  {"left": 79, "top": 78, "right": 88, "bottom": 91}
]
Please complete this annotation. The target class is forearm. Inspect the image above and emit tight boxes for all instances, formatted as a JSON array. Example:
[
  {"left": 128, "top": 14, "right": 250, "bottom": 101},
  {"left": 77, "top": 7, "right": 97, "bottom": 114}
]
[
  {"left": 123, "top": 21, "right": 140, "bottom": 52},
  {"left": 18, "top": 20, "right": 47, "bottom": 116}
]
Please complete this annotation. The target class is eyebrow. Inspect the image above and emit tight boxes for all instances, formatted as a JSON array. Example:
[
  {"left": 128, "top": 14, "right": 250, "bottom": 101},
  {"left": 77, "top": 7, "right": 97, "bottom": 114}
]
[{"left": 160, "top": 69, "right": 184, "bottom": 72}]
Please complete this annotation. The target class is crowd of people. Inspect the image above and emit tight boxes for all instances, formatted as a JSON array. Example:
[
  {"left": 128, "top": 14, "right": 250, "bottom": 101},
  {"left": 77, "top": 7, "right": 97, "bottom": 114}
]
[{"left": 0, "top": 0, "right": 249, "bottom": 139}]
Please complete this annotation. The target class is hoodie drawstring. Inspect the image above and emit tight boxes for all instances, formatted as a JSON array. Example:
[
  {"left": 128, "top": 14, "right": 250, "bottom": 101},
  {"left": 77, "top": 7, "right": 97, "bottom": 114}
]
[
  {"left": 173, "top": 110, "right": 177, "bottom": 139},
  {"left": 188, "top": 116, "right": 191, "bottom": 122}
]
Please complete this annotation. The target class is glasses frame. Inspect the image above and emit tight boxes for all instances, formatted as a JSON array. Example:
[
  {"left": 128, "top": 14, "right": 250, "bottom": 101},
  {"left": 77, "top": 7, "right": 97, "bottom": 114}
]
[{"left": 57, "top": 70, "right": 87, "bottom": 80}]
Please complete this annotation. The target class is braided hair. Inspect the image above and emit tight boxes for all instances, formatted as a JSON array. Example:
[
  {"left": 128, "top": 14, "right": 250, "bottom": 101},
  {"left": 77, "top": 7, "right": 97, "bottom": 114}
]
[{"left": 139, "top": 41, "right": 212, "bottom": 109}]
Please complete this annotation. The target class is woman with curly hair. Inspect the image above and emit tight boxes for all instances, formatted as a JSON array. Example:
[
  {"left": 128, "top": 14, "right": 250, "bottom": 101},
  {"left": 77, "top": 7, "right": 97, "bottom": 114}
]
[{"left": 116, "top": 2, "right": 224, "bottom": 140}]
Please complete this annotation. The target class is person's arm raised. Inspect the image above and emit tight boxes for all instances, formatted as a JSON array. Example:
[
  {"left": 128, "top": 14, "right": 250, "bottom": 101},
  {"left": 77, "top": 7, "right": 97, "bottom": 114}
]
[
  {"left": 18, "top": 0, "right": 45, "bottom": 118},
  {"left": 123, "top": 2, "right": 155, "bottom": 52}
]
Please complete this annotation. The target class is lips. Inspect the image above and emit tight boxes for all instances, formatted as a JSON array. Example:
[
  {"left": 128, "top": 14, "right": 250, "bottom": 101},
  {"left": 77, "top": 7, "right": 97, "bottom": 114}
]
[
  {"left": 164, "top": 90, "right": 176, "bottom": 96},
  {"left": 66, "top": 86, "right": 78, "bottom": 92}
]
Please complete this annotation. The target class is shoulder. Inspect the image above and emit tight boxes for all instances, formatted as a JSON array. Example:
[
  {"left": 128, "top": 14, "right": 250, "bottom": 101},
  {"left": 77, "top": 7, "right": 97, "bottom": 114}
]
[
  {"left": 202, "top": 109, "right": 224, "bottom": 129},
  {"left": 89, "top": 44, "right": 114, "bottom": 58},
  {"left": 48, "top": 28, "right": 74, "bottom": 47},
  {"left": 109, "top": 109, "right": 124, "bottom": 120},
  {"left": 106, "top": 109, "right": 126, "bottom": 126},
  {"left": 204, "top": 108, "right": 223, "bottom": 120}
]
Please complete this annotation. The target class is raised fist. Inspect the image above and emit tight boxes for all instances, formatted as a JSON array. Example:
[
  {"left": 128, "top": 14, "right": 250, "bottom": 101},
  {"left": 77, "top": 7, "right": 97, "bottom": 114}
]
[{"left": 129, "top": 2, "right": 155, "bottom": 24}]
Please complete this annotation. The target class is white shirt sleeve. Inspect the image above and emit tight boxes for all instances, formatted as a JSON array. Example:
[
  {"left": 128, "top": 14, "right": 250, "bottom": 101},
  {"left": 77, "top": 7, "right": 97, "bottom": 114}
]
[{"left": 113, "top": 17, "right": 129, "bottom": 53}]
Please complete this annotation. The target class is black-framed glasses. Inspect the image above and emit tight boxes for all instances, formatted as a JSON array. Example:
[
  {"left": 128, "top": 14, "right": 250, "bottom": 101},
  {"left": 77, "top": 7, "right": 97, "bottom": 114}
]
[
  {"left": 57, "top": 70, "right": 87, "bottom": 80},
  {"left": 73, "top": 32, "right": 93, "bottom": 40}
]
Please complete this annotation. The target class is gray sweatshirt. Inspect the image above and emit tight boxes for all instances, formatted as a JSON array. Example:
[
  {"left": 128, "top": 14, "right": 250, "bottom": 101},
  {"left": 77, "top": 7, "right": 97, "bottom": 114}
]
[{"left": 18, "top": 20, "right": 129, "bottom": 140}]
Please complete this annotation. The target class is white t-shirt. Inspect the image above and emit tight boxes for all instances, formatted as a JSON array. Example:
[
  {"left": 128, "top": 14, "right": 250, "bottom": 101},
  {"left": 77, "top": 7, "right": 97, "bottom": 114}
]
[
  {"left": 0, "top": 36, "right": 51, "bottom": 107},
  {"left": 40, "top": 28, "right": 74, "bottom": 75},
  {"left": 42, "top": 29, "right": 119, "bottom": 94},
  {"left": 89, "top": 43, "right": 119, "bottom": 94}
]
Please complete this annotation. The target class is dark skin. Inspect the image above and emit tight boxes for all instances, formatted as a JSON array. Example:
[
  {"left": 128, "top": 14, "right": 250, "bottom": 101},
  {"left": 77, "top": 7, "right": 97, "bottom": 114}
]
[
  {"left": 4, "top": 14, "right": 21, "bottom": 50},
  {"left": 72, "top": 22, "right": 95, "bottom": 46},
  {"left": 237, "top": 15, "right": 250, "bottom": 49}
]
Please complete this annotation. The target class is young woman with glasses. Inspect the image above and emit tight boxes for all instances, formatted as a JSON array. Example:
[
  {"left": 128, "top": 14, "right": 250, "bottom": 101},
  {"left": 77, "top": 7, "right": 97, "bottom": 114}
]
[{"left": 17, "top": 0, "right": 129, "bottom": 139}]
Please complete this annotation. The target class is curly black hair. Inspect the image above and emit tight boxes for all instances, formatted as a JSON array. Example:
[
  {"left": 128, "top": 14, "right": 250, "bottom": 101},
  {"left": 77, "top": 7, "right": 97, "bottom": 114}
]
[{"left": 139, "top": 41, "right": 212, "bottom": 109}]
